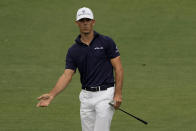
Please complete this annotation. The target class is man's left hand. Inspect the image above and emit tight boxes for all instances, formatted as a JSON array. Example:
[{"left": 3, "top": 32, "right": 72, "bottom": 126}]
[{"left": 113, "top": 94, "right": 122, "bottom": 109}]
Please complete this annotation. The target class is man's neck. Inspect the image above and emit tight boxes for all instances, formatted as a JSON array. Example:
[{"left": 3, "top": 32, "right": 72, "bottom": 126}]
[{"left": 80, "top": 31, "right": 94, "bottom": 45}]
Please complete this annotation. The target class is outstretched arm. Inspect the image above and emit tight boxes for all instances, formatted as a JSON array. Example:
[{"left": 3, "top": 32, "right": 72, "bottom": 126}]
[
  {"left": 36, "top": 69, "right": 75, "bottom": 107},
  {"left": 111, "top": 56, "right": 124, "bottom": 109}
]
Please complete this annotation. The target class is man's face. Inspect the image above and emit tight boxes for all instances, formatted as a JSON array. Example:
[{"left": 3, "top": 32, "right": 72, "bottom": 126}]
[{"left": 76, "top": 18, "right": 95, "bottom": 34}]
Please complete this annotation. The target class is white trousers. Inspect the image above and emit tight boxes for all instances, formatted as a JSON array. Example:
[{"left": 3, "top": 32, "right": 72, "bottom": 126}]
[{"left": 79, "top": 87, "right": 115, "bottom": 131}]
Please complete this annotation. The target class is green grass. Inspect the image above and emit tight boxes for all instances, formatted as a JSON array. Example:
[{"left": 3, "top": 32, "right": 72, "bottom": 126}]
[{"left": 0, "top": 0, "right": 196, "bottom": 130}]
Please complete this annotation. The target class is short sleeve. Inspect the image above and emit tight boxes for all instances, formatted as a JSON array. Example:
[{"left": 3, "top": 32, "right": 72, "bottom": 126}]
[
  {"left": 65, "top": 49, "right": 77, "bottom": 71},
  {"left": 105, "top": 37, "right": 120, "bottom": 59}
]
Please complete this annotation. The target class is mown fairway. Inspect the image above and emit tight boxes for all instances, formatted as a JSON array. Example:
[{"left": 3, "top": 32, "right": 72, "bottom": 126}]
[{"left": 0, "top": 0, "right": 196, "bottom": 130}]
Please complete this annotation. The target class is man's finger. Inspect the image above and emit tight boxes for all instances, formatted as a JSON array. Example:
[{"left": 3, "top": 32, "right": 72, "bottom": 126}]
[
  {"left": 37, "top": 96, "right": 42, "bottom": 100},
  {"left": 114, "top": 101, "right": 122, "bottom": 109},
  {"left": 36, "top": 101, "right": 49, "bottom": 107},
  {"left": 37, "top": 95, "right": 49, "bottom": 100},
  {"left": 37, "top": 95, "right": 45, "bottom": 100},
  {"left": 36, "top": 102, "right": 41, "bottom": 107}
]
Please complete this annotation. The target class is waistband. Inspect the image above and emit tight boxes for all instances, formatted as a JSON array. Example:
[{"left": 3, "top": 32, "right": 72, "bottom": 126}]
[{"left": 82, "top": 83, "right": 114, "bottom": 92}]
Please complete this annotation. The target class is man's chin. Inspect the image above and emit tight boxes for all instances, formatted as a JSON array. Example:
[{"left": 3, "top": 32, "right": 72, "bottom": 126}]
[{"left": 82, "top": 31, "right": 91, "bottom": 35}]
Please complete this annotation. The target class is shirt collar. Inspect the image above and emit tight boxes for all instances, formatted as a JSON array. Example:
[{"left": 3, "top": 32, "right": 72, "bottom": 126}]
[{"left": 75, "top": 31, "right": 100, "bottom": 45}]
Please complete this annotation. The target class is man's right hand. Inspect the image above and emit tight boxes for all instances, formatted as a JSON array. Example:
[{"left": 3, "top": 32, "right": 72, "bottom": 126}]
[{"left": 36, "top": 94, "right": 54, "bottom": 107}]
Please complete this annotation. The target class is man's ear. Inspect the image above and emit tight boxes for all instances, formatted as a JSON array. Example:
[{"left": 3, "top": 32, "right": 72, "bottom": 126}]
[
  {"left": 75, "top": 21, "right": 79, "bottom": 26},
  {"left": 92, "top": 20, "right": 96, "bottom": 26}
]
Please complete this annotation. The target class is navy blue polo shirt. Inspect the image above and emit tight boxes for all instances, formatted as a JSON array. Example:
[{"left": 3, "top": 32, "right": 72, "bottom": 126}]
[{"left": 65, "top": 31, "right": 120, "bottom": 88}]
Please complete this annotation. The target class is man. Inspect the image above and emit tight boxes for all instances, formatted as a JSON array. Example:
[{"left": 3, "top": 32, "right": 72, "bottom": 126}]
[{"left": 37, "top": 7, "right": 124, "bottom": 131}]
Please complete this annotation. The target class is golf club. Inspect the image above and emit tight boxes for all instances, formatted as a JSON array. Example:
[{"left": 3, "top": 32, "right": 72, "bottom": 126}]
[{"left": 109, "top": 103, "right": 148, "bottom": 125}]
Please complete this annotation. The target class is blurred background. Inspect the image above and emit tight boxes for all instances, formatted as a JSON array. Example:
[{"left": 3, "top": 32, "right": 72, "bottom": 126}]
[{"left": 0, "top": 0, "right": 196, "bottom": 130}]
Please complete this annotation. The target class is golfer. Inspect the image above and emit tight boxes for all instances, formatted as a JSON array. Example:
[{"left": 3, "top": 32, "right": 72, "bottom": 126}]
[{"left": 37, "top": 7, "right": 124, "bottom": 131}]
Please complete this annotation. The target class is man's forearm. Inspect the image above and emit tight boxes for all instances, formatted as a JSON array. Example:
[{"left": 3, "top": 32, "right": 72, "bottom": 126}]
[
  {"left": 114, "top": 68, "right": 123, "bottom": 96},
  {"left": 49, "top": 70, "right": 73, "bottom": 97},
  {"left": 110, "top": 56, "right": 124, "bottom": 101}
]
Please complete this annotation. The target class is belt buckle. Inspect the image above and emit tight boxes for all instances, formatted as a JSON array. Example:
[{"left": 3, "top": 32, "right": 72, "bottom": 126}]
[{"left": 91, "top": 86, "right": 101, "bottom": 91}]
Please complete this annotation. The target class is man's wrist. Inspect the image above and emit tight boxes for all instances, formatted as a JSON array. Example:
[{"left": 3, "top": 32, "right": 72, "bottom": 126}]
[
  {"left": 48, "top": 93, "right": 55, "bottom": 99},
  {"left": 114, "top": 88, "right": 122, "bottom": 96}
]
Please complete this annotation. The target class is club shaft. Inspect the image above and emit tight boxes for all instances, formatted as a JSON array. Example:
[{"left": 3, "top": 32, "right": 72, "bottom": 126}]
[{"left": 118, "top": 108, "right": 148, "bottom": 125}]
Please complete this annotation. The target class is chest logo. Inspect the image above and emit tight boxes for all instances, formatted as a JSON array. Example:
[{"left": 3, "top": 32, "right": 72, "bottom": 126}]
[{"left": 94, "top": 47, "right": 104, "bottom": 50}]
